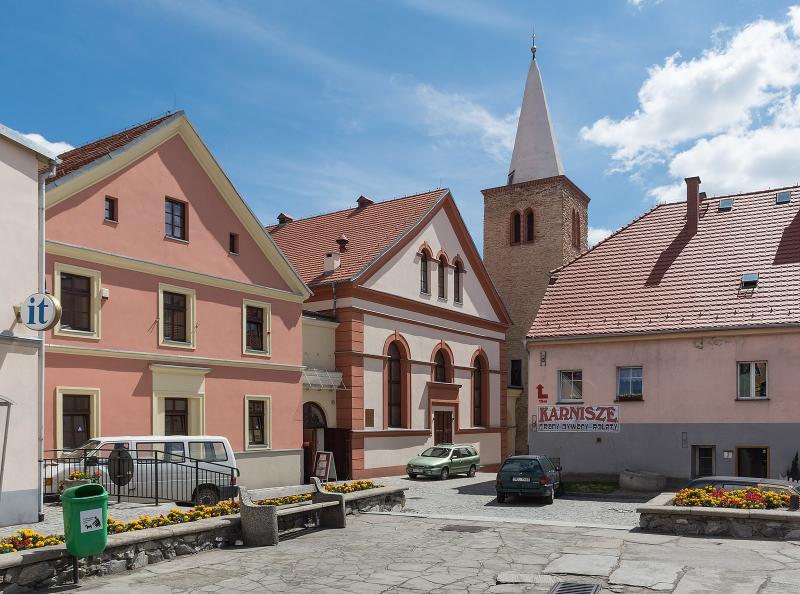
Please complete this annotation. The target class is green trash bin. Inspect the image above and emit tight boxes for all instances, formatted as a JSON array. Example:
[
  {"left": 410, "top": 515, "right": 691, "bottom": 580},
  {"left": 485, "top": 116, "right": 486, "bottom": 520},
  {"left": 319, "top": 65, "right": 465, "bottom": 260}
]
[{"left": 61, "top": 483, "right": 108, "bottom": 557}]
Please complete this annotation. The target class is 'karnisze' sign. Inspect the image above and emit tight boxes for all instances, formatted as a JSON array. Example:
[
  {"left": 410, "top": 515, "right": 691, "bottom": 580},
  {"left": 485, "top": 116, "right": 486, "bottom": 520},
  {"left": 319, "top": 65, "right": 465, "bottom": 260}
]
[{"left": 536, "top": 405, "right": 620, "bottom": 433}]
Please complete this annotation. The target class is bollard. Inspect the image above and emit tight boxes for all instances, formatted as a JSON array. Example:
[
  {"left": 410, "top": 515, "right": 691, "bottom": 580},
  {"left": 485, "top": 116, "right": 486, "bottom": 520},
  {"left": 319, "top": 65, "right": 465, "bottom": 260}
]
[{"left": 790, "top": 494, "right": 799, "bottom": 511}]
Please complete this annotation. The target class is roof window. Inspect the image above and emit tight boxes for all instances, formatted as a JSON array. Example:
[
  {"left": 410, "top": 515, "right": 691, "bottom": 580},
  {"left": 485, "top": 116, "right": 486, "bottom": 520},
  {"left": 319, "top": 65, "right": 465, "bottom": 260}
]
[
  {"left": 776, "top": 191, "right": 791, "bottom": 205},
  {"left": 718, "top": 198, "right": 734, "bottom": 211},
  {"left": 740, "top": 273, "right": 759, "bottom": 290}
]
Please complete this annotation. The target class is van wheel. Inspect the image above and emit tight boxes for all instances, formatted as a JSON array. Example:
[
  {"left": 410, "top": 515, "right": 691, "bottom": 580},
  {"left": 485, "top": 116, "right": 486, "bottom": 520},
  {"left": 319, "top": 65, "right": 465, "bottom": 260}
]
[
  {"left": 440, "top": 467, "right": 449, "bottom": 480},
  {"left": 194, "top": 485, "right": 220, "bottom": 506},
  {"left": 468, "top": 465, "right": 477, "bottom": 478}
]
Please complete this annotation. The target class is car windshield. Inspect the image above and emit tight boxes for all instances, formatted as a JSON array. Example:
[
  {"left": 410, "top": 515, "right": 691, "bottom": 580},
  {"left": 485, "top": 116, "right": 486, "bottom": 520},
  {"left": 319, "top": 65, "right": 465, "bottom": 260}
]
[
  {"left": 59, "top": 440, "right": 101, "bottom": 459},
  {"left": 501, "top": 459, "right": 543, "bottom": 474},
  {"left": 421, "top": 447, "right": 451, "bottom": 458}
]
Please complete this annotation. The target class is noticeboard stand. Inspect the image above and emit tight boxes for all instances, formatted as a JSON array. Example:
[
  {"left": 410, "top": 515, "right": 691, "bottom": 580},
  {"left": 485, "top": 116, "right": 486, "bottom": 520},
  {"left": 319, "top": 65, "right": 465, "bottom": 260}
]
[{"left": 312, "top": 451, "right": 337, "bottom": 483}]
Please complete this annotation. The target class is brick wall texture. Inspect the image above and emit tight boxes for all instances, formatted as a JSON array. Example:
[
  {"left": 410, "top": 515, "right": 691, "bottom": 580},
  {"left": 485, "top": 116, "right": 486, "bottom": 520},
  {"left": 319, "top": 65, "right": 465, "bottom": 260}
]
[{"left": 482, "top": 175, "right": 588, "bottom": 454}]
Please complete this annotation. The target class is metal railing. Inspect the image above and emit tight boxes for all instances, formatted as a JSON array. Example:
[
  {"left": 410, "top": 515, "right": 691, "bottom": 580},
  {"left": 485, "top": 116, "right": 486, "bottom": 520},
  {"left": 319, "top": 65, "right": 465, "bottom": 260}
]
[{"left": 42, "top": 448, "right": 239, "bottom": 505}]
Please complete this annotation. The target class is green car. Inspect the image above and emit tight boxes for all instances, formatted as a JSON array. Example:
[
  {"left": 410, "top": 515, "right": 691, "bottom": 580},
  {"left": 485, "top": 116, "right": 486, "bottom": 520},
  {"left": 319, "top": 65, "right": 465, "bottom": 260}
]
[{"left": 406, "top": 444, "right": 480, "bottom": 480}]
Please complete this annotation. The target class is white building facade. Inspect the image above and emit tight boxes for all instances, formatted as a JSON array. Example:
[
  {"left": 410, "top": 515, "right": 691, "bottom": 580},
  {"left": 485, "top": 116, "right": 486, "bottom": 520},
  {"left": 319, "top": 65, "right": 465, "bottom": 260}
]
[{"left": 0, "top": 124, "right": 58, "bottom": 526}]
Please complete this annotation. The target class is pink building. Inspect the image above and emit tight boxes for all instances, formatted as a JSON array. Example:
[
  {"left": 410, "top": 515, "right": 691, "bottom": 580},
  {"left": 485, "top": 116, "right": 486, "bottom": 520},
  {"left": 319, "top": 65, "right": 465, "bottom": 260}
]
[
  {"left": 43, "top": 113, "right": 310, "bottom": 488},
  {"left": 528, "top": 179, "right": 800, "bottom": 481}
]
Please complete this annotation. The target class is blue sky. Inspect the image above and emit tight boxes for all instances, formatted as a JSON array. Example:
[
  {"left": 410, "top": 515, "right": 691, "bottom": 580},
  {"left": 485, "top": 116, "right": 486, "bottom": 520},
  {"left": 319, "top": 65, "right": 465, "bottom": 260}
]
[{"left": 4, "top": 1, "right": 800, "bottom": 249}]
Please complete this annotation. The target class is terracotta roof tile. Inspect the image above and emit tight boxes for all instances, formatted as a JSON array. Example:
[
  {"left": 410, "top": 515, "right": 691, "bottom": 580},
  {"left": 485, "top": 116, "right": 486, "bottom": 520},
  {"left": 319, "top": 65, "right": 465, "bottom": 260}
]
[
  {"left": 48, "top": 113, "right": 178, "bottom": 182},
  {"left": 267, "top": 189, "right": 448, "bottom": 285},
  {"left": 530, "top": 187, "right": 800, "bottom": 339}
]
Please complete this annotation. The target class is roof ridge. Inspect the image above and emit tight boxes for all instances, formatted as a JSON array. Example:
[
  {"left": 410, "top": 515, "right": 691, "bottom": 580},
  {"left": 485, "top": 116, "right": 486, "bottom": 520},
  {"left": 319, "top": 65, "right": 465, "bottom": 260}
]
[
  {"left": 58, "top": 111, "right": 179, "bottom": 158},
  {"left": 266, "top": 188, "right": 448, "bottom": 228},
  {"left": 549, "top": 203, "right": 666, "bottom": 276},
  {"left": 706, "top": 184, "right": 800, "bottom": 200}
]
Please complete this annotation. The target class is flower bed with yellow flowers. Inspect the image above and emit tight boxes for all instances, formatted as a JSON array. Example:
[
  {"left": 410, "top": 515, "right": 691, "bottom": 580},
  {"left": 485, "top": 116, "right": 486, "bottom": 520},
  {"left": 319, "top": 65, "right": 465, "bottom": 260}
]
[
  {"left": 1, "top": 480, "right": 381, "bottom": 554},
  {"left": 253, "top": 480, "right": 380, "bottom": 506},
  {"left": 0, "top": 529, "right": 65, "bottom": 555},
  {"left": 673, "top": 485, "right": 790, "bottom": 510}
]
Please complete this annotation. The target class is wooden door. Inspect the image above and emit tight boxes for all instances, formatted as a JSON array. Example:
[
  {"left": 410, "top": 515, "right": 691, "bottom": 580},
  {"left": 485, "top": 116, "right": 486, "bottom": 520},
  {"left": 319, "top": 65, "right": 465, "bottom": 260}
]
[{"left": 433, "top": 411, "right": 453, "bottom": 445}]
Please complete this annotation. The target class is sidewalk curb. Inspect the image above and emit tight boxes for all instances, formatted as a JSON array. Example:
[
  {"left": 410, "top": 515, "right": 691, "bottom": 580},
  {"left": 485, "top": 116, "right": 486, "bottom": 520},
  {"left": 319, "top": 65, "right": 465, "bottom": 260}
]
[{"left": 364, "top": 510, "right": 632, "bottom": 531}]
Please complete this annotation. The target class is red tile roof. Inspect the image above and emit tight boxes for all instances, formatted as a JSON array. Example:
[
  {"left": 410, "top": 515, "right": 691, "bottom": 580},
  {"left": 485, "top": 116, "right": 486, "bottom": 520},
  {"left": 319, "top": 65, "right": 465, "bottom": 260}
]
[
  {"left": 530, "top": 187, "right": 800, "bottom": 340},
  {"left": 267, "top": 189, "right": 448, "bottom": 285},
  {"left": 48, "top": 112, "right": 178, "bottom": 182}
]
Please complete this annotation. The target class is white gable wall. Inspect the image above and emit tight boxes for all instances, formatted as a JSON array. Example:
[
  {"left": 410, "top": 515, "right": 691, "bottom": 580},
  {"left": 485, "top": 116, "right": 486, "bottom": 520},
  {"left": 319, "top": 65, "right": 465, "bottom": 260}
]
[{"left": 361, "top": 209, "right": 501, "bottom": 323}]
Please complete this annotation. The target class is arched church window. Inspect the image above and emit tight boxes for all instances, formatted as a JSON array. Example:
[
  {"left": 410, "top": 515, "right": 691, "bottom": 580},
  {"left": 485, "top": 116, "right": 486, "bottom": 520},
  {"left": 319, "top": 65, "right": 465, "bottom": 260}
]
[{"left": 511, "top": 212, "right": 521, "bottom": 245}]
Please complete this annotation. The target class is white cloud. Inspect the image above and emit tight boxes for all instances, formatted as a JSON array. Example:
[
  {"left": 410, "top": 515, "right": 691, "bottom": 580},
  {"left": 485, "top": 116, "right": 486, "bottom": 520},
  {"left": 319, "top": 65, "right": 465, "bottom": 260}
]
[
  {"left": 584, "top": 6, "right": 800, "bottom": 201},
  {"left": 414, "top": 84, "right": 518, "bottom": 163},
  {"left": 588, "top": 226, "right": 613, "bottom": 246},
  {"left": 20, "top": 133, "right": 73, "bottom": 156},
  {"left": 401, "top": 0, "right": 523, "bottom": 31},
  {"left": 628, "top": 0, "right": 663, "bottom": 8}
]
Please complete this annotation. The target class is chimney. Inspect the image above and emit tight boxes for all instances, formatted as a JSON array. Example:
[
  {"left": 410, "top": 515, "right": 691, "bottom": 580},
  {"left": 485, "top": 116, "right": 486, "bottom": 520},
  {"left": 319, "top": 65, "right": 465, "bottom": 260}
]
[
  {"left": 356, "top": 195, "right": 374, "bottom": 208},
  {"left": 277, "top": 212, "right": 294, "bottom": 225},
  {"left": 335, "top": 234, "right": 349, "bottom": 252},
  {"left": 685, "top": 176, "right": 701, "bottom": 236},
  {"left": 324, "top": 251, "right": 341, "bottom": 273}
]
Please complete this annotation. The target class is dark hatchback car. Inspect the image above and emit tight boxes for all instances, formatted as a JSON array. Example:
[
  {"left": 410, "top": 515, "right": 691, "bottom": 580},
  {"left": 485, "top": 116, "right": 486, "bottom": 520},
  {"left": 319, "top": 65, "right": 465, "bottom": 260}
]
[
  {"left": 685, "top": 476, "right": 800, "bottom": 496},
  {"left": 496, "top": 455, "right": 562, "bottom": 504}
]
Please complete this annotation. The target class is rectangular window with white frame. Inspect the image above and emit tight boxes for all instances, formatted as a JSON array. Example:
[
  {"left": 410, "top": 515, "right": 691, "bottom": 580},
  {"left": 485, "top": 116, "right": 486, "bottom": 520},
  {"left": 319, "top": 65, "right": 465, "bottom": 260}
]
[
  {"left": 158, "top": 283, "right": 196, "bottom": 349},
  {"left": 242, "top": 299, "right": 271, "bottom": 356},
  {"left": 54, "top": 262, "right": 102, "bottom": 339},
  {"left": 617, "top": 366, "right": 643, "bottom": 400},
  {"left": 244, "top": 396, "right": 271, "bottom": 449},
  {"left": 558, "top": 370, "right": 583, "bottom": 401},
  {"left": 737, "top": 361, "right": 767, "bottom": 399},
  {"left": 55, "top": 387, "right": 101, "bottom": 451}
]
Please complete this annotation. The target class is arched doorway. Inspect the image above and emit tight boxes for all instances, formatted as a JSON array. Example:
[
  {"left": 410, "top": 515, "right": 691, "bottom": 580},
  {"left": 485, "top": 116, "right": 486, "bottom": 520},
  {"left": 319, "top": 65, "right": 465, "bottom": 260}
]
[{"left": 303, "top": 402, "right": 327, "bottom": 483}]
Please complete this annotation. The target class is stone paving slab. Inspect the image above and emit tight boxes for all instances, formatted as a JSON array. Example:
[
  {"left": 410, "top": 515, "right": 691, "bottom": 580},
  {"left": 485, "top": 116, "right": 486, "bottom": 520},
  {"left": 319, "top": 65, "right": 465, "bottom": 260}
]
[
  {"left": 70, "top": 513, "right": 800, "bottom": 593},
  {"left": 543, "top": 553, "right": 618, "bottom": 577},
  {"left": 671, "top": 569, "right": 766, "bottom": 594},
  {"left": 609, "top": 559, "right": 684, "bottom": 590}
]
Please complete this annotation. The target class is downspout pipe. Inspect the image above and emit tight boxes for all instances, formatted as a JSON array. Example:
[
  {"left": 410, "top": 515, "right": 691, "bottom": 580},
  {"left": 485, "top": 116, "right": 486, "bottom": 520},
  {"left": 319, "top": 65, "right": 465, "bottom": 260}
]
[{"left": 37, "top": 161, "right": 56, "bottom": 521}]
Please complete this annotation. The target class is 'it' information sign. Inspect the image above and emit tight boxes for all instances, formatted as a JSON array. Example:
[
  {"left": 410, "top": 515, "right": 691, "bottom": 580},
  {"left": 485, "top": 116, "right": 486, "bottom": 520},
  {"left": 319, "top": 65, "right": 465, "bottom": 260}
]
[{"left": 536, "top": 405, "right": 620, "bottom": 433}]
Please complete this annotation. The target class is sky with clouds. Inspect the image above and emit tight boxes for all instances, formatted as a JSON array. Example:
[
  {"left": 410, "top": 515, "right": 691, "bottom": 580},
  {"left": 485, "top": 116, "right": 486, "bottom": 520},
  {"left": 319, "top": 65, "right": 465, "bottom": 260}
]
[{"left": 3, "top": 1, "right": 799, "bottom": 248}]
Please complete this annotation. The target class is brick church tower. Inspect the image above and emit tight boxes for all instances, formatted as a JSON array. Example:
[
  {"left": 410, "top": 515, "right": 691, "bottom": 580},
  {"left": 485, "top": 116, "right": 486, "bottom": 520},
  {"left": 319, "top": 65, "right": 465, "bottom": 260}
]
[{"left": 482, "top": 39, "right": 589, "bottom": 454}]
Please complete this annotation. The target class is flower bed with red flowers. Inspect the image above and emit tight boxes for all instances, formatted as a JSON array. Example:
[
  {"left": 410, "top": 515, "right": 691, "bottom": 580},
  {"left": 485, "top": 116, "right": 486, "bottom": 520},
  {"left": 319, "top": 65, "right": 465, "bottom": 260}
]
[{"left": 673, "top": 485, "right": 790, "bottom": 510}]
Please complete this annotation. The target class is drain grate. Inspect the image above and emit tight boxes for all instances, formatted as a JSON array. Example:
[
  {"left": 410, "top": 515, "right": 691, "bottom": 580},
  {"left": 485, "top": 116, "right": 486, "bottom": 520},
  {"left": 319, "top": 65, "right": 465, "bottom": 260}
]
[
  {"left": 439, "top": 525, "right": 490, "bottom": 533},
  {"left": 548, "top": 584, "right": 600, "bottom": 594}
]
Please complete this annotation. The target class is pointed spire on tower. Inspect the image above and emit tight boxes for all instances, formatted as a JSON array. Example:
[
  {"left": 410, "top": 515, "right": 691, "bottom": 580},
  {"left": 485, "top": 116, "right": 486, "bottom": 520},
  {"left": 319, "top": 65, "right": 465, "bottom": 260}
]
[{"left": 507, "top": 32, "right": 564, "bottom": 185}]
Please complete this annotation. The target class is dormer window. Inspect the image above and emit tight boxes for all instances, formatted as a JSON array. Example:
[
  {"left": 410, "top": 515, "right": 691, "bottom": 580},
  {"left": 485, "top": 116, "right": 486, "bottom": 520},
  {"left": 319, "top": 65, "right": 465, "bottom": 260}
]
[
  {"left": 718, "top": 198, "right": 733, "bottom": 211},
  {"left": 740, "top": 273, "right": 759, "bottom": 290}
]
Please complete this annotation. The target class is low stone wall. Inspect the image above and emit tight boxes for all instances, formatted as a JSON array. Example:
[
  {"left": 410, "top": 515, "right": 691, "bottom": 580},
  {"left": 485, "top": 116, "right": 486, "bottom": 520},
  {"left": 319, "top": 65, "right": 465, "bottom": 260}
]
[
  {"left": 0, "top": 516, "right": 240, "bottom": 592},
  {"left": 638, "top": 493, "right": 800, "bottom": 539},
  {"left": 345, "top": 486, "right": 405, "bottom": 514},
  {"left": 0, "top": 486, "right": 406, "bottom": 591}
]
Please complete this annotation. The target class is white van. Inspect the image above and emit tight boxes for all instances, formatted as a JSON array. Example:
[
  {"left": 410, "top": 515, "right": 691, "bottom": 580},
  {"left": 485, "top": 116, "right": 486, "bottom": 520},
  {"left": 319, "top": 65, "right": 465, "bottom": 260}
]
[{"left": 45, "top": 435, "right": 239, "bottom": 505}]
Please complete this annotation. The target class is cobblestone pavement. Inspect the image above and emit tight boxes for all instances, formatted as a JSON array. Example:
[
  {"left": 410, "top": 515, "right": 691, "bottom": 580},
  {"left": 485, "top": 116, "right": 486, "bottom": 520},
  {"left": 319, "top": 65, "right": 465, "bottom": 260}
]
[
  {"left": 0, "top": 500, "right": 180, "bottom": 538},
  {"left": 376, "top": 473, "right": 643, "bottom": 528},
  {"left": 77, "top": 513, "right": 799, "bottom": 593}
]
